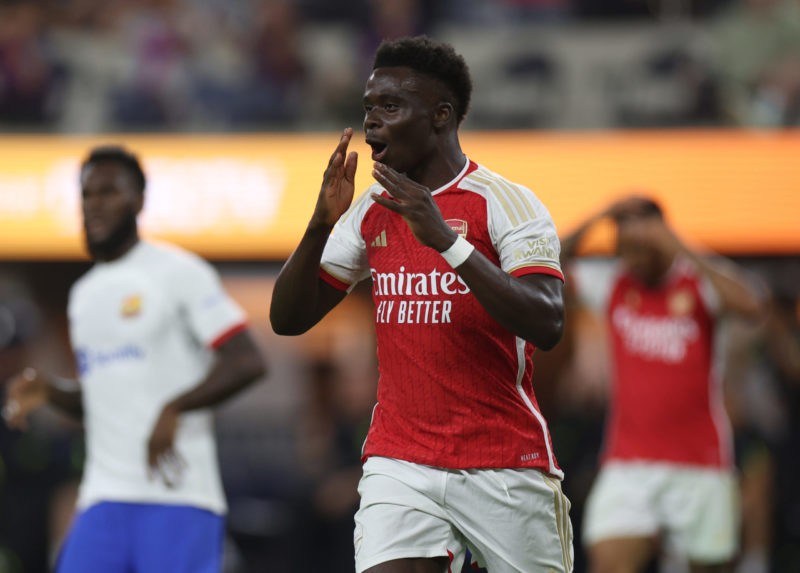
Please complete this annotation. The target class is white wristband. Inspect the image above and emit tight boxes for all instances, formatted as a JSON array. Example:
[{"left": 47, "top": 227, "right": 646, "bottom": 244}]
[{"left": 439, "top": 235, "right": 475, "bottom": 268}]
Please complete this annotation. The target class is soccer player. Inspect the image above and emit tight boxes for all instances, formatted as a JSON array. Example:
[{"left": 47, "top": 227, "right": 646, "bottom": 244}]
[
  {"left": 2, "top": 145, "right": 266, "bottom": 573},
  {"left": 270, "top": 36, "right": 573, "bottom": 573},
  {"left": 560, "top": 196, "right": 764, "bottom": 573}
]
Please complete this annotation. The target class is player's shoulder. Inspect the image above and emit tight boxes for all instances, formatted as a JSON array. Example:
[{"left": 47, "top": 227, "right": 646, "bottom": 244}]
[
  {"left": 141, "top": 240, "right": 217, "bottom": 278},
  {"left": 461, "top": 163, "right": 544, "bottom": 205},
  {"left": 338, "top": 183, "right": 383, "bottom": 227},
  {"left": 460, "top": 162, "right": 524, "bottom": 190},
  {"left": 459, "top": 161, "right": 553, "bottom": 225}
]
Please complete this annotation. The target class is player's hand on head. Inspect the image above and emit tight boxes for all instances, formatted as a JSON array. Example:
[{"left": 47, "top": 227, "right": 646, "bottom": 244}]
[
  {"left": 606, "top": 195, "right": 652, "bottom": 220},
  {"left": 370, "top": 162, "right": 457, "bottom": 251},
  {"left": 2, "top": 367, "right": 48, "bottom": 431},
  {"left": 147, "top": 403, "right": 186, "bottom": 488},
  {"left": 314, "top": 127, "right": 358, "bottom": 228}
]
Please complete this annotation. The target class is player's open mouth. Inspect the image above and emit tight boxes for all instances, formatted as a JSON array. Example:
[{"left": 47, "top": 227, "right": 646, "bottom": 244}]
[{"left": 368, "top": 141, "right": 388, "bottom": 162}]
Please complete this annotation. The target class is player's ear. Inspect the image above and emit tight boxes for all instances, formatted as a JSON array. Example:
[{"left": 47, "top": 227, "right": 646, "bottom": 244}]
[
  {"left": 433, "top": 102, "right": 454, "bottom": 129},
  {"left": 134, "top": 192, "right": 145, "bottom": 216}
]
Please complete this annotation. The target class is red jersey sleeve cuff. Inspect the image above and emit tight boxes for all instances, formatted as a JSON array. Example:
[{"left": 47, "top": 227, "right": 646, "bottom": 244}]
[
  {"left": 210, "top": 322, "right": 248, "bottom": 350},
  {"left": 511, "top": 265, "right": 565, "bottom": 282},
  {"left": 320, "top": 268, "right": 351, "bottom": 291}
]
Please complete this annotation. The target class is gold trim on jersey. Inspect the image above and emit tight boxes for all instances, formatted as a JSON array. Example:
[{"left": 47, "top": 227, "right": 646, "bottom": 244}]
[
  {"left": 507, "top": 261, "right": 562, "bottom": 275},
  {"left": 543, "top": 475, "right": 573, "bottom": 572},
  {"left": 467, "top": 170, "right": 538, "bottom": 227}
]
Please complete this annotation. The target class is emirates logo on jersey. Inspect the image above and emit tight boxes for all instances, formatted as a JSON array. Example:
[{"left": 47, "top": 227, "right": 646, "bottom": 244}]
[
  {"left": 371, "top": 266, "right": 470, "bottom": 325},
  {"left": 612, "top": 306, "right": 699, "bottom": 363},
  {"left": 445, "top": 219, "right": 468, "bottom": 238}
]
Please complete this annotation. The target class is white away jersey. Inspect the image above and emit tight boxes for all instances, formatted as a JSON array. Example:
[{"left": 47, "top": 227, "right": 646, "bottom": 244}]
[
  {"left": 320, "top": 160, "right": 565, "bottom": 475},
  {"left": 68, "top": 240, "right": 246, "bottom": 514}
]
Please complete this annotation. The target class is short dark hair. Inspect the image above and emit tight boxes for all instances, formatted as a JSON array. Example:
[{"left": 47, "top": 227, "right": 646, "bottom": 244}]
[
  {"left": 81, "top": 145, "right": 146, "bottom": 194},
  {"left": 613, "top": 196, "right": 664, "bottom": 224},
  {"left": 373, "top": 35, "right": 473, "bottom": 125}
]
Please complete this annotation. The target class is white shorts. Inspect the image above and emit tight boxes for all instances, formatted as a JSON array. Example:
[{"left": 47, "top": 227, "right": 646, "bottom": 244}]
[
  {"left": 582, "top": 461, "right": 739, "bottom": 563},
  {"left": 354, "top": 456, "right": 574, "bottom": 573}
]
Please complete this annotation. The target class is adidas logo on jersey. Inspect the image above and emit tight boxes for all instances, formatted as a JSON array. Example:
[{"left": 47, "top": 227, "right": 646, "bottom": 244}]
[{"left": 370, "top": 230, "right": 387, "bottom": 247}]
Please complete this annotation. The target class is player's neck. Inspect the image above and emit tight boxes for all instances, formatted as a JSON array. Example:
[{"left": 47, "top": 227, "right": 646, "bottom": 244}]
[
  {"left": 92, "top": 234, "right": 140, "bottom": 263},
  {"left": 411, "top": 140, "right": 466, "bottom": 191}
]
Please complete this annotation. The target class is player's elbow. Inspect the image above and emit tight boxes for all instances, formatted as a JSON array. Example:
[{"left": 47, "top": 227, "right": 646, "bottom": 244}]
[
  {"left": 245, "top": 352, "right": 268, "bottom": 382},
  {"left": 536, "top": 316, "right": 564, "bottom": 351},
  {"left": 269, "top": 312, "right": 310, "bottom": 336},
  {"left": 538, "top": 298, "right": 566, "bottom": 351}
]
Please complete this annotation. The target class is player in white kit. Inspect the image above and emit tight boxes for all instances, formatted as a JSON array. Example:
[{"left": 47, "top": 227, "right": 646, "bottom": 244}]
[
  {"left": 3, "top": 146, "right": 266, "bottom": 573},
  {"left": 271, "top": 36, "right": 572, "bottom": 573}
]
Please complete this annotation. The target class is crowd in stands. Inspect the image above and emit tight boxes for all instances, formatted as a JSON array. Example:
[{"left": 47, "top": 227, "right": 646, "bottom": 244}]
[{"left": 1, "top": 0, "right": 799, "bottom": 132}]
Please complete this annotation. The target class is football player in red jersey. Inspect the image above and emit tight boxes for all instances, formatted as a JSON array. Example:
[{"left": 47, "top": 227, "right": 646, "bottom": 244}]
[
  {"left": 561, "top": 196, "right": 764, "bottom": 573},
  {"left": 271, "top": 36, "right": 572, "bottom": 573}
]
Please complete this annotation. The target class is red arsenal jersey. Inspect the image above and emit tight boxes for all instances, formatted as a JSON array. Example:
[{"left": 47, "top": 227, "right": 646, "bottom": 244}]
[
  {"left": 320, "top": 160, "right": 565, "bottom": 476},
  {"left": 603, "top": 257, "right": 732, "bottom": 468}
]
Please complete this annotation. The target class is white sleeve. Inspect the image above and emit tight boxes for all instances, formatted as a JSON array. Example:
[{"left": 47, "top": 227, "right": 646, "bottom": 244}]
[
  {"left": 171, "top": 255, "right": 247, "bottom": 348},
  {"left": 486, "top": 182, "right": 563, "bottom": 277},
  {"left": 698, "top": 274, "right": 723, "bottom": 317},
  {"left": 571, "top": 259, "right": 620, "bottom": 314},
  {"left": 319, "top": 188, "right": 373, "bottom": 290}
]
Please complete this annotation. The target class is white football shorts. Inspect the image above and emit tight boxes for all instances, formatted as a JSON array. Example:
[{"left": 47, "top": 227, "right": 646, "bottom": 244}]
[
  {"left": 582, "top": 461, "right": 739, "bottom": 563},
  {"left": 354, "top": 456, "right": 574, "bottom": 572}
]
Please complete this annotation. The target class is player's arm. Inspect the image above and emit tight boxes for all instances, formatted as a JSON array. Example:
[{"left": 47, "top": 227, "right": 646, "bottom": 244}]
[
  {"left": 371, "top": 162, "right": 564, "bottom": 349},
  {"left": 644, "top": 219, "right": 765, "bottom": 320},
  {"left": 161, "top": 329, "right": 265, "bottom": 414},
  {"left": 559, "top": 196, "right": 646, "bottom": 263},
  {"left": 147, "top": 328, "right": 265, "bottom": 484},
  {"left": 3, "top": 368, "right": 83, "bottom": 429},
  {"left": 681, "top": 246, "right": 764, "bottom": 319},
  {"left": 271, "top": 128, "right": 358, "bottom": 335},
  {"left": 457, "top": 259, "right": 564, "bottom": 350}
]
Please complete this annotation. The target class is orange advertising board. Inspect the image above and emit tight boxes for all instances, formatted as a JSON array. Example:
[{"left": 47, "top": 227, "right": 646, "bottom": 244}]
[{"left": 0, "top": 130, "right": 797, "bottom": 260}]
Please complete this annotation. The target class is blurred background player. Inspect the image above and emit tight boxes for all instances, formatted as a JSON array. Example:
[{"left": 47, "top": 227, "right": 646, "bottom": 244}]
[
  {"left": 560, "top": 196, "right": 764, "bottom": 573},
  {"left": 271, "top": 36, "right": 572, "bottom": 573},
  {"left": 2, "top": 145, "right": 266, "bottom": 573}
]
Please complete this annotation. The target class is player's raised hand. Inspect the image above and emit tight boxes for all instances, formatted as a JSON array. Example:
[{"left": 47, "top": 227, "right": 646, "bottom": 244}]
[
  {"left": 314, "top": 128, "right": 359, "bottom": 228},
  {"left": 3, "top": 368, "right": 48, "bottom": 430},
  {"left": 370, "top": 162, "right": 457, "bottom": 252}
]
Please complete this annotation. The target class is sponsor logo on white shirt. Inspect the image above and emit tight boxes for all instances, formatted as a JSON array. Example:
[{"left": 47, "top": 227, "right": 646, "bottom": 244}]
[{"left": 76, "top": 345, "right": 146, "bottom": 376}]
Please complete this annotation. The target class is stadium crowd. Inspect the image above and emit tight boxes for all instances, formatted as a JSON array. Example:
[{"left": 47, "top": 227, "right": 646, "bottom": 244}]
[{"left": 1, "top": 0, "right": 799, "bottom": 132}]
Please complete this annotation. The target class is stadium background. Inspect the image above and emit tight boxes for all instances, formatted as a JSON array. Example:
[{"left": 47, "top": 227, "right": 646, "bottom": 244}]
[{"left": 0, "top": 0, "right": 799, "bottom": 572}]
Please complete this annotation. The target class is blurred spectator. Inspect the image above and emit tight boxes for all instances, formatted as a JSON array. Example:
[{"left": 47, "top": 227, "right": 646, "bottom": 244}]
[
  {"left": 606, "top": 45, "right": 723, "bottom": 127},
  {"left": 760, "top": 264, "right": 800, "bottom": 573},
  {"left": 294, "top": 356, "right": 370, "bottom": 573},
  {"left": 109, "top": 0, "right": 193, "bottom": 128},
  {"left": 0, "top": 276, "right": 79, "bottom": 573},
  {"left": 235, "top": 0, "right": 309, "bottom": 127},
  {"left": 0, "top": 2, "right": 64, "bottom": 126},
  {"left": 359, "top": 0, "right": 428, "bottom": 74},
  {"left": 710, "top": 0, "right": 800, "bottom": 127}
]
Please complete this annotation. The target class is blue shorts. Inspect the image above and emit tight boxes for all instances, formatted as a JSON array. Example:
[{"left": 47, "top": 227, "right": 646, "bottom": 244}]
[{"left": 57, "top": 501, "right": 225, "bottom": 573}]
